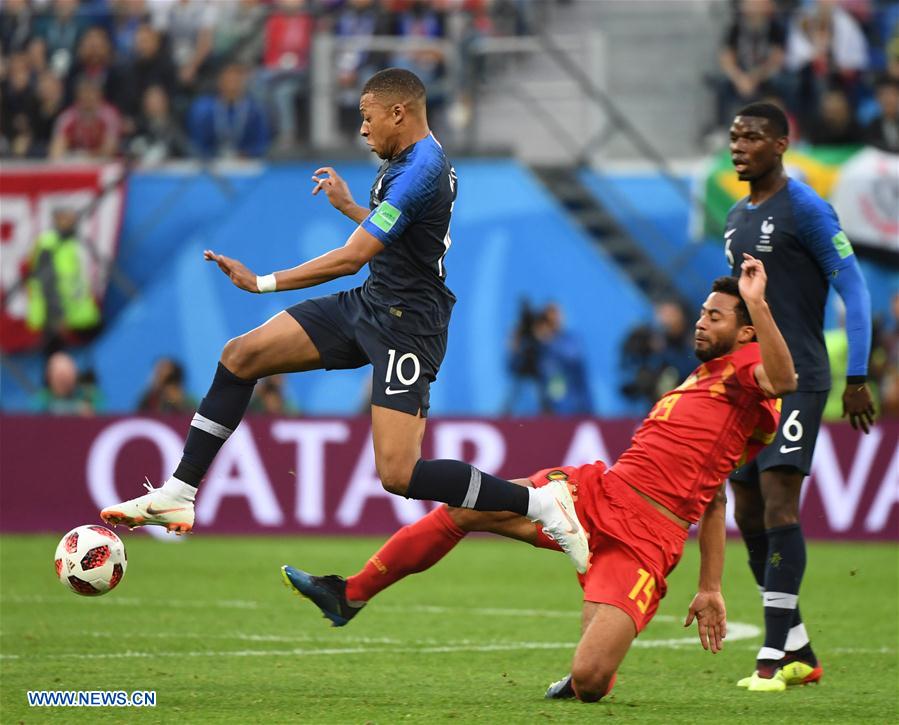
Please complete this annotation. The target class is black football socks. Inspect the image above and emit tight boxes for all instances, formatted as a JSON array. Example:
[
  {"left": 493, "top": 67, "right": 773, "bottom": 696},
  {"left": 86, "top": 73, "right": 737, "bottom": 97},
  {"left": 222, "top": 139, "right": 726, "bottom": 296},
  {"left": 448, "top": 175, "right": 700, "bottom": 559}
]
[
  {"left": 173, "top": 363, "right": 257, "bottom": 488},
  {"left": 406, "top": 459, "right": 530, "bottom": 515},
  {"left": 758, "top": 523, "right": 807, "bottom": 666}
]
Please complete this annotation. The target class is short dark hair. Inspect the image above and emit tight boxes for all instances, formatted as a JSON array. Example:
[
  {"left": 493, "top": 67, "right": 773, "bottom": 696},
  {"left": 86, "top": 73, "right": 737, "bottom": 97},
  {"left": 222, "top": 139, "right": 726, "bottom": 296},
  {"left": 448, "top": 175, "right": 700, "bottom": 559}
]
[
  {"left": 362, "top": 68, "right": 426, "bottom": 106},
  {"left": 711, "top": 276, "right": 753, "bottom": 328},
  {"left": 735, "top": 101, "right": 789, "bottom": 138}
]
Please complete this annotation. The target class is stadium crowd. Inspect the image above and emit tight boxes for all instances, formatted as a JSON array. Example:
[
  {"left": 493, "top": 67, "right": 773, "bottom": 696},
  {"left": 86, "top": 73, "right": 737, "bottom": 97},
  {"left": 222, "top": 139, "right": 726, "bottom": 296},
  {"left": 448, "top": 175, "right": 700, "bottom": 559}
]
[
  {"left": 0, "top": 0, "right": 537, "bottom": 160},
  {"left": 4, "top": 0, "right": 897, "bottom": 419},
  {"left": 711, "top": 0, "right": 899, "bottom": 150}
]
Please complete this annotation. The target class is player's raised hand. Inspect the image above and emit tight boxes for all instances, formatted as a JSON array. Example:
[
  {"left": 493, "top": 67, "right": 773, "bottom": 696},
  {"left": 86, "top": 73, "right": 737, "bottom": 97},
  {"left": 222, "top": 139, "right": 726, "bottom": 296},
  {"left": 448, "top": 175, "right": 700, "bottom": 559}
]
[
  {"left": 842, "top": 382, "right": 876, "bottom": 434},
  {"left": 204, "top": 250, "right": 257, "bottom": 293},
  {"left": 738, "top": 253, "right": 767, "bottom": 305},
  {"left": 311, "top": 167, "right": 354, "bottom": 212},
  {"left": 684, "top": 590, "right": 727, "bottom": 654}
]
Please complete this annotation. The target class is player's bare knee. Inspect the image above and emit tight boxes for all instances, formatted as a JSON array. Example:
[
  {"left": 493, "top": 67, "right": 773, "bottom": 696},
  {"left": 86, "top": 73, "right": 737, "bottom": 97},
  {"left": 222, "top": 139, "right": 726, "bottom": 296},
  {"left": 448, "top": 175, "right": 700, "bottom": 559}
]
[
  {"left": 763, "top": 506, "right": 799, "bottom": 529},
  {"left": 571, "top": 667, "right": 613, "bottom": 702},
  {"left": 376, "top": 458, "right": 415, "bottom": 496},
  {"left": 220, "top": 336, "right": 258, "bottom": 379}
]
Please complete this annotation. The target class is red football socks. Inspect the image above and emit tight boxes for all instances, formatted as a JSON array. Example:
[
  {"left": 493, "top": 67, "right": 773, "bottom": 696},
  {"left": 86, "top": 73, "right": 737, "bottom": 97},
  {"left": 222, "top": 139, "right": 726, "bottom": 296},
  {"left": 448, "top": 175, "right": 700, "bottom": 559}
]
[
  {"left": 345, "top": 506, "right": 466, "bottom": 603},
  {"left": 533, "top": 524, "right": 563, "bottom": 552}
]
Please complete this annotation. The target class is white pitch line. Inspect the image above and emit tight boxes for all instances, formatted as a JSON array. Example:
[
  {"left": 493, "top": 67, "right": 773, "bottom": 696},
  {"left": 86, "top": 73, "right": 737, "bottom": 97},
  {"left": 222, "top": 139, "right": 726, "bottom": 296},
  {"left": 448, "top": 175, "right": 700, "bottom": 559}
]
[
  {"left": 4, "top": 642, "right": 896, "bottom": 662},
  {"left": 0, "top": 596, "right": 677, "bottom": 622},
  {"left": 1, "top": 595, "right": 259, "bottom": 609},
  {"left": 0, "top": 622, "right": 765, "bottom": 662},
  {"left": 0, "top": 642, "right": 603, "bottom": 661},
  {"left": 2, "top": 631, "right": 894, "bottom": 662}
]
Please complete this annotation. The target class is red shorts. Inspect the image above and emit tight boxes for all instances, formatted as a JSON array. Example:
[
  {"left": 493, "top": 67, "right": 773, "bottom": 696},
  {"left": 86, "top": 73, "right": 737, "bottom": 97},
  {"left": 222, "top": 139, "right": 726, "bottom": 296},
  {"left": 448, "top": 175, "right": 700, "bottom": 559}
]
[{"left": 529, "top": 462, "right": 689, "bottom": 633}]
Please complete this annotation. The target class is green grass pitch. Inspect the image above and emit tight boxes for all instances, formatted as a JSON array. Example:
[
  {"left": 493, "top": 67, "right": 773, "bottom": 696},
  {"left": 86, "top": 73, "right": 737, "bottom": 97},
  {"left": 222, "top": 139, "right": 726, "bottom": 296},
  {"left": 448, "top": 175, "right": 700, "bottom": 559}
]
[{"left": 1, "top": 534, "right": 896, "bottom": 723}]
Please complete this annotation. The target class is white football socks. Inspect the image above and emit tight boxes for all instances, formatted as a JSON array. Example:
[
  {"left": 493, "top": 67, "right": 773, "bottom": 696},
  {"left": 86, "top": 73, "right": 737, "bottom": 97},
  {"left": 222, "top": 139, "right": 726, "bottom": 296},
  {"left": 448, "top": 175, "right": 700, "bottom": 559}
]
[
  {"left": 160, "top": 477, "right": 197, "bottom": 503},
  {"left": 525, "top": 487, "right": 546, "bottom": 521}
]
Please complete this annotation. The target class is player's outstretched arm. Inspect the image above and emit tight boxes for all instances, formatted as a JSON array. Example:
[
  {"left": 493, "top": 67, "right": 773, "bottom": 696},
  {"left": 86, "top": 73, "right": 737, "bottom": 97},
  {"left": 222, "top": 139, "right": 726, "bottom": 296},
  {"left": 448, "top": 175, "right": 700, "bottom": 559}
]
[
  {"left": 311, "top": 167, "right": 370, "bottom": 224},
  {"left": 685, "top": 484, "right": 727, "bottom": 654},
  {"left": 204, "top": 227, "right": 385, "bottom": 294},
  {"left": 739, "top": 253, "right": 797, "bottom": 397}
]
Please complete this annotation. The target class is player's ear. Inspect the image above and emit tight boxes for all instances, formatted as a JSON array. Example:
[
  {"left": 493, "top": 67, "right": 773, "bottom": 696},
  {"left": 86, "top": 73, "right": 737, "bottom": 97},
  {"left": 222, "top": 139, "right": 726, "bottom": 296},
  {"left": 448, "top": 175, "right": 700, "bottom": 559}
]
[
  {"left": 392, "top": 103, "right": 405, "bottom": 125},
  {"left": 775, "top": 134, "right": 788, "bottom": 157},
  {"left": 737, "top": 324, "right": 756, "bottom": 345}
]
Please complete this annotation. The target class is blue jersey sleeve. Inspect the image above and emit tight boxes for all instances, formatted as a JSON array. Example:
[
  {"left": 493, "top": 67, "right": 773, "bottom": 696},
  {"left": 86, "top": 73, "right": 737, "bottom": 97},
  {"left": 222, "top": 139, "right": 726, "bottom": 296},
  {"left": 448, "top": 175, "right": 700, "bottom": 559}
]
[
  {"left": 789, "top": 180, "right": 872, "bottom": 377},
  {"left": 361, "top": 149, "right": 443, "bottom": 245},
  {"left": 788, "top": 180, "right": 852, "bottom": 276},
  {"left": 830, "top": 258, "right": 872, "bottom": 377}
]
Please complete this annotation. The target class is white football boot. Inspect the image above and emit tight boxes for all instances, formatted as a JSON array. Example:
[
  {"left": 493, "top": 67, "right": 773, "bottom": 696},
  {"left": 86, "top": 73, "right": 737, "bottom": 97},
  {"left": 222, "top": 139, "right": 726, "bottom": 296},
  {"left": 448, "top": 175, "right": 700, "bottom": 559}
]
[
  {"left": 532, "top": 479, "right": 590, "bottom": 574},
  {"left": 100, "top": 479, "right": 195, "bottom": 535}
]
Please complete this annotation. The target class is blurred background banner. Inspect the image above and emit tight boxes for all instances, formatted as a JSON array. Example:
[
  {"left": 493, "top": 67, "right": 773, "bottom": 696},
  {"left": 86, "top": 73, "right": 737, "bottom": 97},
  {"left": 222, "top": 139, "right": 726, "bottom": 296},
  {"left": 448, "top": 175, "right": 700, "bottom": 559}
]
[
  {"left": 0, "top": 163, "right": 124, "bottom": 352},
  {"left": 1, "top": 415, "right": 896, "bottom": 540}
]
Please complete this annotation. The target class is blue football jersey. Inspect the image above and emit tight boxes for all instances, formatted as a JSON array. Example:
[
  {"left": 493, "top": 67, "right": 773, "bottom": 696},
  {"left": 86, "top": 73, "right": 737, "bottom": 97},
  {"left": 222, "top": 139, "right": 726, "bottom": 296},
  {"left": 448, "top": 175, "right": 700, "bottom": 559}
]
[
  {"left": 724, "top": 178, "right": 857, "bottom": 391},
  {"left": 360, "top": 133, "right": 457, "bottom": 335}
]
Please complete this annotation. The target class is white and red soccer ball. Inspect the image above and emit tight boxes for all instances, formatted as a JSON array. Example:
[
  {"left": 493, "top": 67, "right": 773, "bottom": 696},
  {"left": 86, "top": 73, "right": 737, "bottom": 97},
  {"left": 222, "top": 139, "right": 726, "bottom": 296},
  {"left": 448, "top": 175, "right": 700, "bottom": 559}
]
[{"left": 54, "top": 525, "right": 127, "bottom": 596}]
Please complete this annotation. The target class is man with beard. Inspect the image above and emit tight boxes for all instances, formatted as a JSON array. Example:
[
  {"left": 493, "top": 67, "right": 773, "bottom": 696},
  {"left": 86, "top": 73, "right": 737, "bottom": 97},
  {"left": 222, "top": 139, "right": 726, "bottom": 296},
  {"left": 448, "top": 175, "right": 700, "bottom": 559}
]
[{"left": 283, "top": 255, "right": 796, "bottom": 702}]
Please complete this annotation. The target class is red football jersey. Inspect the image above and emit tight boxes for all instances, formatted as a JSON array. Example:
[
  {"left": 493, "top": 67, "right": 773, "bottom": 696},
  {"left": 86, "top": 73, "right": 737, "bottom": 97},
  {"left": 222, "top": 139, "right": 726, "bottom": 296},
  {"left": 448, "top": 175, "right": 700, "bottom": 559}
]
[{"left": 610, "top": 342, "right": 780, "bottom": 523}]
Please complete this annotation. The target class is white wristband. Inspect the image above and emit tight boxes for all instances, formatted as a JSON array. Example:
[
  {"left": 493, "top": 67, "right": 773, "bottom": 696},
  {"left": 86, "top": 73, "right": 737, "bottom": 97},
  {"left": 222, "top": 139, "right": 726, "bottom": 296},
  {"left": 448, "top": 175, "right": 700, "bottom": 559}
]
[{"left": 256, "top": 273, "right": 277, "bottom": 293}]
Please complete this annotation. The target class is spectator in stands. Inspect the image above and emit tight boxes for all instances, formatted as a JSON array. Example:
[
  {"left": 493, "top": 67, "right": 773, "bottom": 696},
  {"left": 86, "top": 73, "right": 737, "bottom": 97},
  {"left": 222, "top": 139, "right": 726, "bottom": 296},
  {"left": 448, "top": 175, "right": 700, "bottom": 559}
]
[
  {"left": 25, "top": 206, "right": 102, "bottom": 351},
  {"left": 128, "top": 84, "right": 190, "bottom": 161},
  {"left": 0, "top": 52, "right": 38, "bottom": 157},
  {"left": 535, "top": 302, "right": 593, "bottom": 415},
  {"left": 151, "top": 0, "right": 214, "bottom": 93},
  {"left": 29, "top": 70, "right": 66, "bottom": 156},
  {"left": 0, "top": 0, "right": 34, "bottom": 57},
  {"left": 786, "top": 0, "right": 869, "bottom": 111},
  {"left": 390, "top": 0, "right": 447, "bottom": 110},
  {"left": 116, "top": 22, "right": 177, "bottom": 121},
  {"left": 262, "top": 0, "right": 315, "bottom": 149},
  {"left": 109, "top": 0, "right": 150, "bottom": 60},
  {"left": 211, "top": 0, "right": 266, "bottom": 70},
  {"left": 864, "top": 75, "right": 899, "bottom": 152},
  {"left": 248, "top": 375, "right": 299, "bottom": 415},
  {"left": 803, "top": 86, "right": 864, "bottom": 145},
  {"left": 714, "top": 0, "right": 788, "bottom": 129},
  {"left": 32, "top": 351, "right": 99, "bottom": 415},
  {"left": 35, "top": 0, "right": 88, "bottom": 78},
  {"left": 138, "top": 357, "right": 196, "bottom": 413},
  {"left": 331, "top": 0, "right": 390, "bottom": 138},
  {"left": 65, "top": 26, "right": 125, "bottom": 109},
  {"left": 187, "top": 62, "right": 270, "bottom": 158},
  {"left": 49, "top": 76, "right": 122, "bottom": 158},
  {"left": 25, "top": 35, "right": 49, "bottom": 77},
  {"left": 1, "top": 63, "right": 65, "bottom": 158}
]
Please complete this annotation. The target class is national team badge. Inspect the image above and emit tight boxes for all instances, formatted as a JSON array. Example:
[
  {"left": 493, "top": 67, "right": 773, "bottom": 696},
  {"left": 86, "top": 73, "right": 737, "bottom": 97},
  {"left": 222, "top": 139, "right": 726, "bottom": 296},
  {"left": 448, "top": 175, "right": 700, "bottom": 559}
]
[{"left": 757, "top": 216, "right": 775, "bottom": 252}]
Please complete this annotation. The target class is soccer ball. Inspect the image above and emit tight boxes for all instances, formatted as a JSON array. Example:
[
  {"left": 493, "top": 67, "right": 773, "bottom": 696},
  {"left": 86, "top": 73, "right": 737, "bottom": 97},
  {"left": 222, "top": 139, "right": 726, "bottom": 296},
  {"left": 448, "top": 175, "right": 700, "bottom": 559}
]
[{"left": 54, "top": 525, "right": 127, "bottom": 596}]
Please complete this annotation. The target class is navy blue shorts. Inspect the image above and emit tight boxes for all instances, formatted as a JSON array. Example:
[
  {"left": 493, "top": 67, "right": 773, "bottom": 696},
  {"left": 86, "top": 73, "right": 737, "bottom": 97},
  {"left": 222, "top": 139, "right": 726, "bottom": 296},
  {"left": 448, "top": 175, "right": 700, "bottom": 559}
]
[
  {"left": 730, "top": 389, "right": 828, "bottom": 484},
  {"left": 285, "top": 288, "right": 447, "bottom": 417}
]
